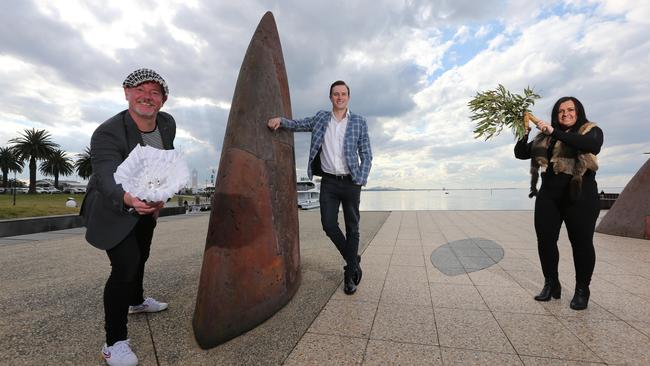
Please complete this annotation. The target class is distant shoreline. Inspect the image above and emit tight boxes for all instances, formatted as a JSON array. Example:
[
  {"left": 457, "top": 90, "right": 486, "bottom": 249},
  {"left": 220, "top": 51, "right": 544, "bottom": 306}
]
[
  {"left": 363, "top": 187, "right": 625, "bottom": 192},
  {"left": 363, "top": 187, "right": 521, "bottom": 191}
]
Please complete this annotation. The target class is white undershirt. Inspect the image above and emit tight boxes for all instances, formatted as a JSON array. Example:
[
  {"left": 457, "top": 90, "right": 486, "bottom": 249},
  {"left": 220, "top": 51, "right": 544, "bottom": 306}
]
[{"left": 320, "top": 109, "right": 350, "bottom": 175}]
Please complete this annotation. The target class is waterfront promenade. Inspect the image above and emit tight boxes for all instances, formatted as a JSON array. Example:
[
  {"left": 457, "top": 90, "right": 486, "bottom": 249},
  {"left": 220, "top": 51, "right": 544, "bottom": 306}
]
[{"left": 1, "top": 210, "right": 649, "bottom": 365}]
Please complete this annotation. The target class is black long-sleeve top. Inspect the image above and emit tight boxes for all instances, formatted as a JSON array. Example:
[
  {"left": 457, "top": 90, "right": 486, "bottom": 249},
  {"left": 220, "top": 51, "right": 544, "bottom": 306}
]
[{"left": 515, "top": 125, "right": 604, "bottom": 189}]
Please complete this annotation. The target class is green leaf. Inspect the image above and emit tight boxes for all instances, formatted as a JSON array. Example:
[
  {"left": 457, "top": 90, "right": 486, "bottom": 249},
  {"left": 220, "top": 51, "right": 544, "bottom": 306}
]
[{"left": 468, "top": 85, "right": 541, "bottom": 140}]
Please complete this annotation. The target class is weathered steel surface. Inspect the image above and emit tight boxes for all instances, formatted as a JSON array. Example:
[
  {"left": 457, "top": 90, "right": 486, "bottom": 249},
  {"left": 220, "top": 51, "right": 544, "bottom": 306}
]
[
  {"left": 193, "top": 11, "right": 300, "bottom": 349},
  {"left": 596, "top": 158, "right": 650, "bottom": 240}
]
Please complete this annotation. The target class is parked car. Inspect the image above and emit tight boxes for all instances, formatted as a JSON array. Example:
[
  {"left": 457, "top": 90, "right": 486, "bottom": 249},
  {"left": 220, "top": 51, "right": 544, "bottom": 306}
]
[
  {"left": 38, "top": 187, "right": 62, "bottom": 194},
  {"left": 64, "top": 187, "right": 86, "bottom": 194}
]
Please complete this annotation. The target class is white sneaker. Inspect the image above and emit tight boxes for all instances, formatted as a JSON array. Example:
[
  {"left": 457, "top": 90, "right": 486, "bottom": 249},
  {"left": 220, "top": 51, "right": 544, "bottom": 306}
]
[
  {"left": 128, "top": 297, "right": 168, "bottom": 314},
  {"left": 102, "top": 339, "right": 138, "bottom": 366}
]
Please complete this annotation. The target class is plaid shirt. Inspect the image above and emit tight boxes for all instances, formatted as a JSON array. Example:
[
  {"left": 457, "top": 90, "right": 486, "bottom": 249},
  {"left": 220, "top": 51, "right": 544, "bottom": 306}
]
[{"left": 281, "top": 110, "right": 372, "bottom": 185}]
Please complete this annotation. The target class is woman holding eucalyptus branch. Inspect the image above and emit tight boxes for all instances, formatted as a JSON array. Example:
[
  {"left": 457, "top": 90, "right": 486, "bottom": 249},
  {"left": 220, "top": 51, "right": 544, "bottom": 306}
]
[{"left": 515, "top": 96, "right": 603, "bottom": 310}]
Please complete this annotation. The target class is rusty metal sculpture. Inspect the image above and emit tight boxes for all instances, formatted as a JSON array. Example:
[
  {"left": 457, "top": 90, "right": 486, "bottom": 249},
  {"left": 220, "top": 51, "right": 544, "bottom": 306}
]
[
  {"left": 596, "top": 158, "right": 650, "bottom": 239},
  {"left": 193, "top": 12, "right": 300, "bottom": 349}
]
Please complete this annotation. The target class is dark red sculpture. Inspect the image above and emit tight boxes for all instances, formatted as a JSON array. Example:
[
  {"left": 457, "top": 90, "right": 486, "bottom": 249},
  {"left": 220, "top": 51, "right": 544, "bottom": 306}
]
[
  {"left": 596, "top": 158, "right": 650, "bottom": 239},
  {"left": 193, "top": 12, "right": 300, "bottom": 348}
]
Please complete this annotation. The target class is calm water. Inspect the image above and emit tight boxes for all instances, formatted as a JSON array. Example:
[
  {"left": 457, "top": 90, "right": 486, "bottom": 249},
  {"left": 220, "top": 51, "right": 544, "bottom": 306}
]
[{"left": 358, "top": 187, "right": 623, "bottom": 211}]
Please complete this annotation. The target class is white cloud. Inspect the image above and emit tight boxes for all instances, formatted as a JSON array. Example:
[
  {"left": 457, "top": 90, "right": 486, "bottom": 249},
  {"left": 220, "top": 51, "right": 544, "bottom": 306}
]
[
  {"left": 474, "top": 25, "right": 491, "bottom": 38},
  {"left": 1, "top": 0, "right": 648, "bottom": 191}
]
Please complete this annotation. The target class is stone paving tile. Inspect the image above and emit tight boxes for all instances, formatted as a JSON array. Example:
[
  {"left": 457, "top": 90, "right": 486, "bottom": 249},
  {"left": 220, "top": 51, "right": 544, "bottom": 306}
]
[
  {"left": 590, "top": 291, "right": 650, "bottom": 322},
  {"left": 435, "top": 308, "right": 515, "bottom": 354},
  {"left": 592, "top": 260, "right": 635, "bottom": 276},
  {"left": 629, "top": 321, "right": 650, "bottom": 337},
  {"left": 357, "top": 253, "right": 391, "bottom": 266},
  {"left": 395, "top": 238, "right": 421, "bottom": 247},
  {"left": 380, "top": 280, "right": 432, "bottom": 306},
  {"left": 596, "top": 274, "right": 650, "bottom": 297},
  {"left": 308, "top": 299, "right": 377, "bottom": 338},
  {"left": 390, "top": 253, "right": 426, "bottom": 266},
  {"left": 519, "top": 356, "right": 606, "bottom": 365},
  {"left": 385, "top": 265, "right": 428, "bottom": 283},
  {"left": 496, "top": 256, "right": 539, "bottom": 271},
  {"left": 366, "top": 239, "right": 396, "bottom": 247},
  {"left": 493, "top": 312, "right": 602, "bottom": 362},
  {"left": 397, "top": 231, "right": 420, "bottom": 240},
  {"left": 441, "top": 231, "right": 467, "bottom": 242},
  {"left": 540, "top": 298, "right": 618, "bottom": 320},
  {"left": 7, "top": 210, "right": 650, "bottom": 365},
  {"left": 451, "top": 246, "right": 487, "bottom": 257},
  {"left": 440, "top": 347, "right": 524, "bottom": 365},
  {"left": 430, "top": 283, "right": 488, "bottom": 310},
  {"left": 476, "top": 285, "right": 550, "bottom": 315},
  {"left": 584, "top": 275, "right": 630, "bottom": 294},
  {"left": 506, "top": 269, "right": 545, "bottom": 295},
  {"left": 467, "top": 267, "right": 521, "bottom": 287},
  {"left": 425, "top": 262, "right": 474, "bottom": 285},
  {"left": 284, "top": 333, "right": 366, "bottom": 366},
  {"left": 421, "top": 234, "right": 448, "bottom": 247},
  {"left": 332, "top": 279, "right": 384, "bottom": 303},
  {"left": 359, "top": 264, "right": 389, "bottom": 282},
  {"left": 559, "top": 318, "right": 650, "bottom": 365},
  {"left": 370, "top": 302, "right": 437, "bottom": 345},
  {"left": 393, "top": 245, "right": 425, "bottom": 256},
  {"left": 458, "top": 255, "right": 497, "bottom": 271},
  {"left": 362, "top": 245, "right": 394, "bottom": 256},
  {"left": 362, "top": 340, "right": 442, "bottom": 365},
  {"left": 516, "top": 248, "right": 541, "bottom": 262}
]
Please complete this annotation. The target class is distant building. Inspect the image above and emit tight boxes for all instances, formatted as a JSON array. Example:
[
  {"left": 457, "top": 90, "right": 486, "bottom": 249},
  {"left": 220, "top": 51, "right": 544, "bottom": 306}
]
[{"left": 192, "top": 169, "right": 198, "bottom": 189}]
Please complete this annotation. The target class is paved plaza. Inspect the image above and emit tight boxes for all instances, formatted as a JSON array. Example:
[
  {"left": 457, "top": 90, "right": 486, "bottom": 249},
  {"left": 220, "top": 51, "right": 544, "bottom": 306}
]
[{"left": 1, "top": 210, "right": 649, "bottom": 365}]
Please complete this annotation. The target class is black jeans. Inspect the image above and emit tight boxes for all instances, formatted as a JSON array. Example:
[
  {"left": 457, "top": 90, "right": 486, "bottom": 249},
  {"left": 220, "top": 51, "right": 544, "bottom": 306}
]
[
  {"left": 534, "top": 179, "right": 599, "bottom": 287},
  {"left": 104, "top": 215, "right": 156, "bottom": 346},
  {"left": 319, "top": 175, "right": 362, "bottom": 270}
]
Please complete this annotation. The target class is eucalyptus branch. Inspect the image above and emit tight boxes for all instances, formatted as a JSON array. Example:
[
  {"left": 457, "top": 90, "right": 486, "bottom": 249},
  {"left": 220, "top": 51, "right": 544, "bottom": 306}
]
[{"left": 468, "top": 84, "right": 541, "bottom": 140}]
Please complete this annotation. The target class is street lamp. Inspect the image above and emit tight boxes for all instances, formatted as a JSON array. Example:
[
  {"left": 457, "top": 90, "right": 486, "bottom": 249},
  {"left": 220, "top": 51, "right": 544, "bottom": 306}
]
[{"left": 12, "top": 171, "right": 16, "bottom": 206}]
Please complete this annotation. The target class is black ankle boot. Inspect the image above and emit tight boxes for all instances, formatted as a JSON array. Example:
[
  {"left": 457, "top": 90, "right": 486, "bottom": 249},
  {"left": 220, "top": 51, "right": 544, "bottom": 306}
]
[
  {"left": 534, "top": 278, "right": 561, "bottom": 301},
  {"left": 570, "top": 286, "right": 590, "bottom": 310}
]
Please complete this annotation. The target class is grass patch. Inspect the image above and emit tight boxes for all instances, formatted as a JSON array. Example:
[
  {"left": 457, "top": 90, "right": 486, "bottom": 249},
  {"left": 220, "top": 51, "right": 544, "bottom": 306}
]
[
  {"left": 0, "top": 194, "right": 84, "bottom": 220},
  {"left": 0, "top": 194, "right": 208, "bottom": 219}
]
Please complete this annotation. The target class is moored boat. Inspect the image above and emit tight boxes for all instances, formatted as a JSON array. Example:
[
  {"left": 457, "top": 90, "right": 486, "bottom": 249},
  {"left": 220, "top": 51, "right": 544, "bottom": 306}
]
[{"left": 297, "top": 177, "right": 319, "bottom": 209}]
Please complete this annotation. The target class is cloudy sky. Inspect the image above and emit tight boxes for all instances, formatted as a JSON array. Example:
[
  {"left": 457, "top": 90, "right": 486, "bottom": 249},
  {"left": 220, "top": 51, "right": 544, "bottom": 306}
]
[{"left": 1, "top": 0, "right": 648, "bottom": 189}]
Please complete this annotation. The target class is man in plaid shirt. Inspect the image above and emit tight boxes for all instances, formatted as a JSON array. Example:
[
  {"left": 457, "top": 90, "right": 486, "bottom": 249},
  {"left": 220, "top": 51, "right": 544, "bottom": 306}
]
[{"left": 268, "top": 80, "right": 372, "bottom": 295}]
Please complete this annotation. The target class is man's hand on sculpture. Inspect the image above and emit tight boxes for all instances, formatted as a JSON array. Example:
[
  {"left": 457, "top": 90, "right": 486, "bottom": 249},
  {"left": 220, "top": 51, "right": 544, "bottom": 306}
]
[{"left": 267, "top": 117, "right": 281, "bottom": 130}]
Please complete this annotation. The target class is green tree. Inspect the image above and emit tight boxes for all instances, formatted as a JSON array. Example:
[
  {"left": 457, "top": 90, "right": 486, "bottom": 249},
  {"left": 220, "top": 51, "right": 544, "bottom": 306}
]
[
  {"left": 40, "top": 149, "right": 74, "bottom": 189},
  {"left": 9, "top": 128, "right": 59, "bottom": 193},
  {"left": 0, "top": 146, "right": 24, "bottom": 188},
  {"left": 75, "top": 146, "right": 92, "bottom": 179}
]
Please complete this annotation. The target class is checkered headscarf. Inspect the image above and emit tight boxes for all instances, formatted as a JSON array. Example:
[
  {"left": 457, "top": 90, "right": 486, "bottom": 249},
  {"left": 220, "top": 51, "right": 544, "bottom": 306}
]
[{"left": 122, "top": 68, "right": 169, "bottom": 97}]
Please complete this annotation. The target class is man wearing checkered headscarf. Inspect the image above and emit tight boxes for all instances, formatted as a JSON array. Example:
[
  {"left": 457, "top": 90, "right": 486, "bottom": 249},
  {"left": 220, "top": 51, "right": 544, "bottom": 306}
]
[{"left": 81, "top": 68, "right": 177, "bottom": 366}]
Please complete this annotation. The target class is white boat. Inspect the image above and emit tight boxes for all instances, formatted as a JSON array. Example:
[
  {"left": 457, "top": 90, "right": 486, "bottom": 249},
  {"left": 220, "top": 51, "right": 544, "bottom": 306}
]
[{"left": 297, "top": 177, "right": 320, "bottom": 210}]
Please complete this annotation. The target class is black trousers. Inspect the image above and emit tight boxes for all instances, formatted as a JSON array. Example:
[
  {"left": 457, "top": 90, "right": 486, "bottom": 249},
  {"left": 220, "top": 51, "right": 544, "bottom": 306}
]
[
  {"left": 534, "top": 180, "right": 599, "bottom": 287},
  {"left": 319, "top": 175, "right": 362, "bottom": 271},
  {"left": 104, "top": 215, "right": 156, "bottom": 346}
]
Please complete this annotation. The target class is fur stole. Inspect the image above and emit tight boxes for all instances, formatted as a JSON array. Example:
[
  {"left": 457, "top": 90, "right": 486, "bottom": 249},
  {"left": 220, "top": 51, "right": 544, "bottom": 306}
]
[{"left": 529, "top": 122, "right": 598, "bottom": 199}]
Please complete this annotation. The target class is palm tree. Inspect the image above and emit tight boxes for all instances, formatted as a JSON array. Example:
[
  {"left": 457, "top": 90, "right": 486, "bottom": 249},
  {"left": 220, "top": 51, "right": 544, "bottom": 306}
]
[
  {"left": 75, "top": 147, "right": 92, "bottom": 179},
  {"left": 9, "top": 128, "right": 59, "bottom": 193},
  {"left": 40, "top": 149, "right": 74, "bottom": 189},
  {"left": 0, "top": 146, "right": 24, "bottom": 188}
]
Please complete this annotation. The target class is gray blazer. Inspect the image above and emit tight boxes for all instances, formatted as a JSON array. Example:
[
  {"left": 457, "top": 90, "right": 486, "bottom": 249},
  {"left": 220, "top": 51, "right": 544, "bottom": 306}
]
[{"left": 80, "top": 110, "right": 176, "bottom": 250}]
